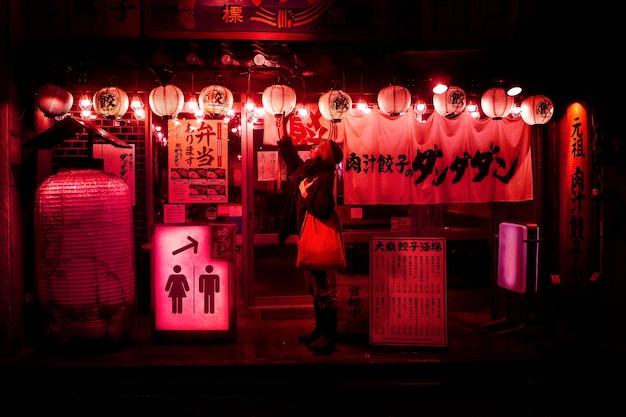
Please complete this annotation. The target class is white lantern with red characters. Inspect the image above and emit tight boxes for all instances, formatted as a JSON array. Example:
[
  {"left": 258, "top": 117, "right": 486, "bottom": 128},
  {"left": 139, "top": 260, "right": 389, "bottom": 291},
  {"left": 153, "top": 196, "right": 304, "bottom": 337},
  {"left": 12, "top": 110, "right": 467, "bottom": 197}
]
[
  {"left": 433, "top": 85, "right": 466, "bottom": 118},
  {"left": 521, "top": 95, "right": 554, "bottom": 125},
  {"left": 481, "top": 87, "right": 514, "bottom": 119}
]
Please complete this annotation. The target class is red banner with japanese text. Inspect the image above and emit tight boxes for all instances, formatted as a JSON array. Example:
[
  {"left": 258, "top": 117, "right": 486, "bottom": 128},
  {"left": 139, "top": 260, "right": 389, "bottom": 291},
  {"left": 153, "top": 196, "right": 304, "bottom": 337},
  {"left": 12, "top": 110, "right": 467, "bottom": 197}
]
[{"left": 343, "top": 111, "right": 532, "bottom": 204}]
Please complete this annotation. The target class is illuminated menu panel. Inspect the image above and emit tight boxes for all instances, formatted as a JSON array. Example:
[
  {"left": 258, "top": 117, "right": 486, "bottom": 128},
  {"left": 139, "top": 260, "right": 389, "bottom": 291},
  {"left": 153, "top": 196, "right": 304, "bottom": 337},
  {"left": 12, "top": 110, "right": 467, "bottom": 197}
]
[{"left": 370, "top": 238, "right": 447, "bottom": 347}]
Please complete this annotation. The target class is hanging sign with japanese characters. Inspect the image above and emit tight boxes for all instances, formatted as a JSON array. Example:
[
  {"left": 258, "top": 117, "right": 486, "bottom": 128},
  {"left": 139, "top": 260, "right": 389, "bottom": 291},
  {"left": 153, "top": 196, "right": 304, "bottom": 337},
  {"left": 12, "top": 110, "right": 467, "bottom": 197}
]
[
  {"left": 343, "top": 111, "right": 532, "bottom": 204},
  {"left": 370, "top": 237, "right": 447, "bottom": 347},
  {"left": 558, "top": 103, "right": 592, "bottom": 299},
  {"left": 265, "top": 110, "right": 531, "bottom": 204},
  {"left": 168, "top": 119, "right": 228, "bottom": 203},
  {"left": 93, "top": 143, "right": 136, "bottom": 206}
]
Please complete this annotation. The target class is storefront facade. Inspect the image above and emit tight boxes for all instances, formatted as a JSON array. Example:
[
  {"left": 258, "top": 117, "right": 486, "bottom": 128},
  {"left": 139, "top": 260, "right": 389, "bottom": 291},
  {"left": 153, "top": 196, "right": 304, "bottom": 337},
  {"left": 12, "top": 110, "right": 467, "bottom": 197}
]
[{"left": 1, "top": 1, "right": 624, "bottom": 354}]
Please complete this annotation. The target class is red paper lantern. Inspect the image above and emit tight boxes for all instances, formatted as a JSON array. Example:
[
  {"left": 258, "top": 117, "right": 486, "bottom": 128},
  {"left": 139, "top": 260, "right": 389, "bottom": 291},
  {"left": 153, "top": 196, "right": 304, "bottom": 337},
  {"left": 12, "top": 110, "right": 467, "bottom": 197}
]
[
  {"left": 481, "top": 87, "right": 514, "bottom": 119},
  {"left": 93, "top": 86, "right": 129, "bottom": 119},
  {"left": 34, "top": 169, "right": 135, "bottom": 342},
  {"left": 262, "top": 83, "right": 297, "bottom": 116},
  {"left": 149, "top": 84, "right": 185, "bottom": 119},
  {"left": 433, "top": 86, "right": 466, "bottom": 118},
  {"left": 521, "top": 95, "right": 554, "bottom": 125},
  {"left": 199, "top": 84, "right": 234, "bottom": 117},
  {"left": 36, "top": 83, "right": 73, "bottom": 118},
  {"left": 377, "top": 85, "right": 412, "bottom": 116}
]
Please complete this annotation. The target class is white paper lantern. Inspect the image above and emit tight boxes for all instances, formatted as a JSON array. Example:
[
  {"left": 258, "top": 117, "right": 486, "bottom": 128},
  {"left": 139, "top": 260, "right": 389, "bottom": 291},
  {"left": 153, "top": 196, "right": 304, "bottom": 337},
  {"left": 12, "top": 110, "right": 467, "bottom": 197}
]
[
  {"left": 34, "top": 169, "right": 136, "bottom": 342},
  {"left": 433, "top": 85, "right": 466, "bottom": 118},
  {"left": 521, "top": 95, "right": 554, "bottom": 125},
  {"left": 149, "top": 84, "right": 185, "bottom": 119},
  {"left": 199, "top": 84, "right": 234, "bottom": 117},
  {"left": 481, "top": 87, "right": 514, "bottom": 119},
  {"left": 262, "top": 84, "right": 297, "bottom": 116},
  {"left": 377, "top": 85, "right": 412, "bottom": 116}
]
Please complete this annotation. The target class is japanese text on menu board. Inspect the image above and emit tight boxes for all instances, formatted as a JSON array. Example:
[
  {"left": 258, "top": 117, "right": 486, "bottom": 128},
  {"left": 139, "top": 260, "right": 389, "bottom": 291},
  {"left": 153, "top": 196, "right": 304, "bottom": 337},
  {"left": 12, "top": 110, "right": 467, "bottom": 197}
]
[
  {"left": 168, "top": 119, "right": 229, "bottom": 203},
  {"left": 370, "top": 238, "right": 447, "bottom": 347}
]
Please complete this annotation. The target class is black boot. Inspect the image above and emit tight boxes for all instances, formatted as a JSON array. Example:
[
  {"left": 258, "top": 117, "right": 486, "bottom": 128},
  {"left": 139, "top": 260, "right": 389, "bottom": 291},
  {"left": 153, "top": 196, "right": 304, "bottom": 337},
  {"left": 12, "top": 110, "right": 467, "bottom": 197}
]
[
  {"left": 308, "top": 307, "right": 338, "bottom": 352},
  {"left": 298, "top": 303, "right": 321, "bottom": 345}
]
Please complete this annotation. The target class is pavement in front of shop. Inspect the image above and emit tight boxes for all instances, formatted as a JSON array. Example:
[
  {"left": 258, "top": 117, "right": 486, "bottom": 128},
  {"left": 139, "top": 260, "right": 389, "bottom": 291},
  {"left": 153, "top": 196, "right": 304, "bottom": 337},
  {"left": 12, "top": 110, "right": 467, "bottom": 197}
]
[{"left": 1, "top": 288, "right": 624, "bottom": 416}]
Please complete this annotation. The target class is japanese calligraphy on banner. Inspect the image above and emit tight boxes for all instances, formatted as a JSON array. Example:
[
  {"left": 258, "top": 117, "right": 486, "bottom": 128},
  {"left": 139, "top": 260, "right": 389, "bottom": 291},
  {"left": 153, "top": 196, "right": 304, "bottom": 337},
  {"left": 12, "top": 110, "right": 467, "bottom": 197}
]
[
  {"left": 370, "top": 237, "right": 447, "bottom": 347},
  {"left": 343, "top": 111, "right": 533, "bottom": 204},
  {"left": 263, "top": 105, "right": 345, "bottom": 146},
  {"left": 93, "top": 143, "right": 136, "bottom": 206},
  {"left": 167, "top": 119, "right": 229, "bottom": 204}
]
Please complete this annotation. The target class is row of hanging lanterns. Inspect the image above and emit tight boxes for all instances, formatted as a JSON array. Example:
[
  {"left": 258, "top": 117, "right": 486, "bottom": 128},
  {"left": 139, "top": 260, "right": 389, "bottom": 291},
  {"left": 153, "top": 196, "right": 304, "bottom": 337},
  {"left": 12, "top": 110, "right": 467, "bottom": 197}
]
[
  {"left": 35, "top": 77, "right": 554, "bottom": 126},
  {"left": 257, "top": 80, "right": 553, "bottom": 126},
  {"left": 35, "top": 80, "right": 238, "bottom": 121},
  {"left": 373, "top": 82, "right": 554, "bottom": 125}
]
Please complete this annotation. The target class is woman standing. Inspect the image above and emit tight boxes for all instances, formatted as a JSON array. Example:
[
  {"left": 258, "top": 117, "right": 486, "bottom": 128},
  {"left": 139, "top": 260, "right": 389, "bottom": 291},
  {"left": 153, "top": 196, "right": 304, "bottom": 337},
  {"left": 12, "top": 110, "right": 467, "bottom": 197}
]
[{"left": 277, "top": 131, "right": 344, "bottom": 353}]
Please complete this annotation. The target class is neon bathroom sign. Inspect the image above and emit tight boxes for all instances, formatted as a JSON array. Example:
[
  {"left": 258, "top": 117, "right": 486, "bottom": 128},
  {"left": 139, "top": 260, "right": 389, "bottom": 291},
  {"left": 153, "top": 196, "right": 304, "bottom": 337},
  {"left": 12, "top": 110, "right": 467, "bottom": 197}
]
[{"left": 152, "top": 223, "right": 231, "bottom": 334}]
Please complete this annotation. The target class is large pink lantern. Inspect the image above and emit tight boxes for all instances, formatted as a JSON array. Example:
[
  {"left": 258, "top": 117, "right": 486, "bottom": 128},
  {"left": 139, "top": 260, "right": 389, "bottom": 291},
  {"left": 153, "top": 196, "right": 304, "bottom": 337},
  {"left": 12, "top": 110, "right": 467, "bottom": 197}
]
[
  {"left": 521, "top": 95, "right": 554, "bottom": 125},
  {"left": 481, "top": 87, "right": 514, "bottom": 119},
  {"left": 433, "top": 85, "right": 466, "bottom": 118},
  {"left": 34, "top": 169, "right": 136, "bottom": 342}
]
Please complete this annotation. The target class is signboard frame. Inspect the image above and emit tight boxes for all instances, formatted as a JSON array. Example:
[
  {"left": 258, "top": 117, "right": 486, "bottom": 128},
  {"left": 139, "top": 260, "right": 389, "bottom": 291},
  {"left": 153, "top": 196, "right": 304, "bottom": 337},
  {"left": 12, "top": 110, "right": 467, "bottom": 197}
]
[
  {"left": 369, "top": 237, "right": 448, "bottom": 347},
  {"left": 151, "top": 223, "right": 237, "bottom": 343}
]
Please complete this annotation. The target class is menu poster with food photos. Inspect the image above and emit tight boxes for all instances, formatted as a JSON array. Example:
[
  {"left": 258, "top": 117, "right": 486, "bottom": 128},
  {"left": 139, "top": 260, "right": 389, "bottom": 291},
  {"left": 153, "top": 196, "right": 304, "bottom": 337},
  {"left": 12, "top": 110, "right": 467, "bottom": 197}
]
[
  {"left": 370, "top": 237, "right": 447, "bottom": 347},
  {"left": 168, "top": 119, "right": 228, "bottom": 203}
]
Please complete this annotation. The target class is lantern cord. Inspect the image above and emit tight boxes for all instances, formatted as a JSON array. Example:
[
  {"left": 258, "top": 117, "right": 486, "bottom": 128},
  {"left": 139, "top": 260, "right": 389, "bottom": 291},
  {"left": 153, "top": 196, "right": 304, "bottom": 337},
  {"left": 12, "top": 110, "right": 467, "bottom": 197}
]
[
  {"left": 330, "top": 121, "right": 338, "bottom": 141},
  {"left": 275, "top": 113, "right": 282, "bottom": 137}
]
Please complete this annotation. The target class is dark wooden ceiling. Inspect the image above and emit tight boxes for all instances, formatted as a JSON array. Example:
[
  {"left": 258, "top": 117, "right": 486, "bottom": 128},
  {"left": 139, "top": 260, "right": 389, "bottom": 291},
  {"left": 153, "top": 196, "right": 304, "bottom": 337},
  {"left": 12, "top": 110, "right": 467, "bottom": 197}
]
[{"left": 18, "top": 2, "right": 615, "bottom": 107}]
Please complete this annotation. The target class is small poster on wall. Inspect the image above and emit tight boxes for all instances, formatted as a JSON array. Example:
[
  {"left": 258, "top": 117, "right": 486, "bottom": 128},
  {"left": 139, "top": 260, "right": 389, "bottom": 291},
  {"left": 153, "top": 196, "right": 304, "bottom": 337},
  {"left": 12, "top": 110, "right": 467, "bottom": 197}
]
[
  {"left": 93, "top": 143, "right": 136, "bottom": 206},
  {"left": 370, "top": 237, "right": 447, "bottom": 347},
  {"left": 209, "top": 223, "right": 236, "bottom": 261},
  {"left": 167, "top": 119, "right": 229, "bottom": 204}
]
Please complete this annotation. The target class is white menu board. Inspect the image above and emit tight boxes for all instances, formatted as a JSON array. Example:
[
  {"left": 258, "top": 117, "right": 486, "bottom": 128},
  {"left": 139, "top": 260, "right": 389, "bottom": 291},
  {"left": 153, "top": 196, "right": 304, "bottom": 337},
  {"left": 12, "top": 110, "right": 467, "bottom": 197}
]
[{"left": 370, "top": 237, "right": 447, "bottom": 347}]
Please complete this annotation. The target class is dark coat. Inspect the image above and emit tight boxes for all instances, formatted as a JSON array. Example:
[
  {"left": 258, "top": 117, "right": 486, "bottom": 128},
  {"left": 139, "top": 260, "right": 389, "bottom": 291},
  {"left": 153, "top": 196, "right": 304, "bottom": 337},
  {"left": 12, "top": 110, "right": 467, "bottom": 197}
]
[{"left": 277, "top": 136, "right": 337, "bottom": 245}]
